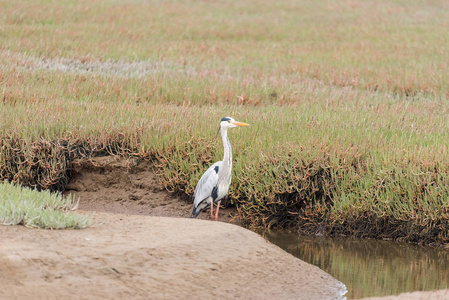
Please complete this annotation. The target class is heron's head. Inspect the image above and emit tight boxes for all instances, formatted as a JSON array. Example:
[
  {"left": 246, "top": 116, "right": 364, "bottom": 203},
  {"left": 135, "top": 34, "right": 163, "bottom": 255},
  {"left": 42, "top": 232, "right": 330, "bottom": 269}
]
[
  {"left": 216, "top": 117, "right": 249, "bottom": 137},
  {"left": 220, "top": 117, "right": 249, "bottom": 129}
]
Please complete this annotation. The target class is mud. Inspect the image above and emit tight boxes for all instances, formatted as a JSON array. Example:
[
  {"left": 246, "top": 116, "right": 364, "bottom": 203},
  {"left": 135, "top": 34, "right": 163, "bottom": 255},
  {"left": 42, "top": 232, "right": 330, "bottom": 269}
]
[{"left": 64, "top": 156, "right": 240, "bottom": 223}]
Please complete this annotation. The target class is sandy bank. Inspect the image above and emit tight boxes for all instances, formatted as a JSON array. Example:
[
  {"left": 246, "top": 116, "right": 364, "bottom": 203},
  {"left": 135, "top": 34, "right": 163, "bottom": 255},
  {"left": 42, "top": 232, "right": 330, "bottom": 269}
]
[
  {"left": 0, "top": 212, "right": 346, "bottom": 300},
  {"left": 361, "top": 289, "right": 449, "bottom": 300}
]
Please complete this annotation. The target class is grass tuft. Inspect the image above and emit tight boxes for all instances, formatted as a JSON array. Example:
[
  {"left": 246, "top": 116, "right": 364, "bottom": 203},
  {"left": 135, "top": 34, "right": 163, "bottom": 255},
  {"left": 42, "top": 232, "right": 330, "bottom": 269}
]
[{"left": 0, "top": 181, "right": 91, "bottom": 229}]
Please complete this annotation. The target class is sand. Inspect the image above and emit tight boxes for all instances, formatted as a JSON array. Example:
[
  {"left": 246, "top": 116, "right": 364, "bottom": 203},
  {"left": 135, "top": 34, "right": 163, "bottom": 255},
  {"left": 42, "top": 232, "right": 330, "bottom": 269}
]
[
  {"left": 63, "top": 156, "right": 240, "bottom": 223},
  {"left": 1, "top": 212, "right": 347, "bottom": 300},
  {"left": 361, "top": 290, "right": 449, "bottom": 300}
]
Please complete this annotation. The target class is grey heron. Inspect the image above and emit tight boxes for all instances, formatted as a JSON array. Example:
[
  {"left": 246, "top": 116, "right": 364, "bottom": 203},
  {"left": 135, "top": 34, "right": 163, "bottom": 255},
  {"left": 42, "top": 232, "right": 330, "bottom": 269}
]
[{"left": 190, "top": 117, "right": 249, "bottom": 220}]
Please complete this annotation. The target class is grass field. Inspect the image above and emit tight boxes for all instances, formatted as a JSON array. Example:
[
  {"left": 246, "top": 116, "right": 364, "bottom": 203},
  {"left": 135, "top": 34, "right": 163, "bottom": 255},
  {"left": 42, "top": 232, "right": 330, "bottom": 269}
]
[{"left": 1, "top": 0, "right": 449, "bottom": 243}]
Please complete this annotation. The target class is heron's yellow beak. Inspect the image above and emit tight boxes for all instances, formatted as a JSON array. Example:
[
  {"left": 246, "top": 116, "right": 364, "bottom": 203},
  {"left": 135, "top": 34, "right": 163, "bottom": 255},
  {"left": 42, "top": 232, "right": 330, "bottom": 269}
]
[{"left": 232, "top": 121, "right": 249, "bottom": 126}]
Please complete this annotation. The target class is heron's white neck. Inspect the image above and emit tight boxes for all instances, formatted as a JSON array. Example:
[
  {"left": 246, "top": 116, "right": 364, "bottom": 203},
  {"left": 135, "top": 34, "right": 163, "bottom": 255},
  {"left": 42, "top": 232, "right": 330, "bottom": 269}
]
[{"left": 221, "top": 127, "right": 232, "bottom": 171}]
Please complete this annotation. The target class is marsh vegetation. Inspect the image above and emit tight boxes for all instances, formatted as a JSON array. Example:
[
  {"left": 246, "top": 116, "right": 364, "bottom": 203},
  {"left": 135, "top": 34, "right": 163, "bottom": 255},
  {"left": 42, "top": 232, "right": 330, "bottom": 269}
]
[{"left": 1, "top": 0, "right": 449, "bottom": 243}]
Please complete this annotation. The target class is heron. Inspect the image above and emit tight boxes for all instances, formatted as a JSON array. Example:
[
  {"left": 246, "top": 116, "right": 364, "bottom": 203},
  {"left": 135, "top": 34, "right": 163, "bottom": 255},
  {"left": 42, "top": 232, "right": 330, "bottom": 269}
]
[{"left": 190, "top": 117, "right": 249, "bottom": 221}]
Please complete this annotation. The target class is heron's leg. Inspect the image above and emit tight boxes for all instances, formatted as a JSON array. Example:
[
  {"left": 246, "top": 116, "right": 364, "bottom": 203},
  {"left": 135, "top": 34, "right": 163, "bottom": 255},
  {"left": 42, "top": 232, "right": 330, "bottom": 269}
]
[
  {"left": 214, "top": 201, "right": 221, "bottom": 221},
  {"left": 210, "top": 199, "right": 214, "bottom": 220}
]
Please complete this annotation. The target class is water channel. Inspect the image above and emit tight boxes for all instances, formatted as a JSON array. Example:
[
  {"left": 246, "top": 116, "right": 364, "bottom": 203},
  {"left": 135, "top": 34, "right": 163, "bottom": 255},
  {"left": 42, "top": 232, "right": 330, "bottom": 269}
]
[{"left": 264, "top": 231, "right": 449, "bottom": 299}]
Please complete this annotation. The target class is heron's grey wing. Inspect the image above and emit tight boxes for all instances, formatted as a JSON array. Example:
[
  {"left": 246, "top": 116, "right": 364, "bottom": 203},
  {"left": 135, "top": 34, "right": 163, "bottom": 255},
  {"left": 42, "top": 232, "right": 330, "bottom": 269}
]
[{"left": 193, "top": 161, "right": 222, "bottom": 207}]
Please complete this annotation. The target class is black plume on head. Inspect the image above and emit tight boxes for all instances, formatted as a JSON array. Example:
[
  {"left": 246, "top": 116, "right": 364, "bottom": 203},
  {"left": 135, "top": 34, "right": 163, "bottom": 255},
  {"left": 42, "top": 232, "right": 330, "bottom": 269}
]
[{"left": 217, "top": 117, "right": 232, "bottom": 137}]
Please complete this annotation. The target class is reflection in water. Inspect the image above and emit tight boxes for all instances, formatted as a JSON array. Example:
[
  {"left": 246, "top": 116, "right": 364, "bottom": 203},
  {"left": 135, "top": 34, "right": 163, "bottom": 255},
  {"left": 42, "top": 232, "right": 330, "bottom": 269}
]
[{"left": 265, "top": 231, "right": 449, "bottom": 299}]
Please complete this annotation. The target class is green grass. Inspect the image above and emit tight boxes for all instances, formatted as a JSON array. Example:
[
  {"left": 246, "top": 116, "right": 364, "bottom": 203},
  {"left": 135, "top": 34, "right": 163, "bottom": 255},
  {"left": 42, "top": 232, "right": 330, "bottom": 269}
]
[
  {"left": 0, "top": 181, "right": 91, "bottom": 229},
  {"left": 1, "top": 0, "right": 449, "bottom": 242}
]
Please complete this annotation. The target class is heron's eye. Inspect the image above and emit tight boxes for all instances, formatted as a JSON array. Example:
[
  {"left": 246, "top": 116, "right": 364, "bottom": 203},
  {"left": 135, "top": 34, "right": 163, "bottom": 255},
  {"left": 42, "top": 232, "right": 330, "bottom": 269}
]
[{"left": 227, "top": 120, "right": 231, "bottom": 123}]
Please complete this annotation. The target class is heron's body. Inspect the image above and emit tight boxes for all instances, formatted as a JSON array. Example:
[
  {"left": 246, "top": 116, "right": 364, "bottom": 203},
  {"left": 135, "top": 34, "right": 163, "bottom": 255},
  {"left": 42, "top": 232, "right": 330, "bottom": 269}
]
[
  {"left": 189, "top": 161, "right": 230, "bottom": 218},
  {"left": 190, "top": 117, "right": 248, "bottom": 220}
]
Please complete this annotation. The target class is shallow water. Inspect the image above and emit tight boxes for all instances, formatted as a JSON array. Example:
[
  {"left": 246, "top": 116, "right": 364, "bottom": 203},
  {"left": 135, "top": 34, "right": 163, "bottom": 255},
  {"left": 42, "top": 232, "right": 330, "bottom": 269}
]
[{"left": 265, "top": 231, "right": 449, "bottom": 299}]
